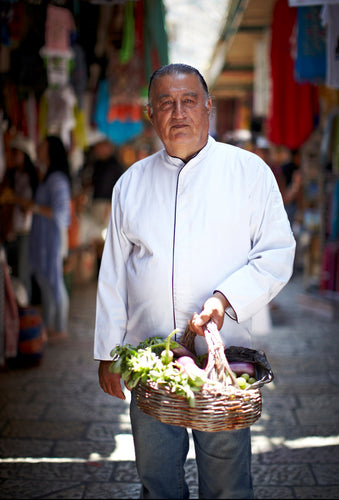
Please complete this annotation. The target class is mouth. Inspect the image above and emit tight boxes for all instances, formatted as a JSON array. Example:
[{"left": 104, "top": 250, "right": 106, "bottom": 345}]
[{"left": 171, "top": 123, "right": 189, "bottom": 130}]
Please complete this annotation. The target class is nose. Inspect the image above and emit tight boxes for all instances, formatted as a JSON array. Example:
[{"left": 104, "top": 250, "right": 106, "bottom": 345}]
[{"left": 172, "top": 100, "right": 185, "bottom": 118}]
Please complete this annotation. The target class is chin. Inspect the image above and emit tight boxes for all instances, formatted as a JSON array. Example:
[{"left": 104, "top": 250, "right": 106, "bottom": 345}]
[{"left": 168, "top": 132, "right": 192, "bottom": 144}]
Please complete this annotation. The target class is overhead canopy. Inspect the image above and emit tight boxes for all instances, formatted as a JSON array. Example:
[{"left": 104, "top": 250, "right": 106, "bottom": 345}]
[{"left": 206, "top": 0, "right": 276, "bottom": 98}]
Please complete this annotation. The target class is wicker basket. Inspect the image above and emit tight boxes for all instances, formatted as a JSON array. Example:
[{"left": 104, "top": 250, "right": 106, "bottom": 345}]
[{"left": 134, "top": 321, "right": 274, "bottom": 432}]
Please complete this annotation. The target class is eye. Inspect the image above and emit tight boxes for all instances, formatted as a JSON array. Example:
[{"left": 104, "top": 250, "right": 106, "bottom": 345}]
[
  {"left": 159, "top": 100, "right": 173, "bottom": 110},
  {"left": 183, "top": 98, "right": 195, "bottom": 106}
]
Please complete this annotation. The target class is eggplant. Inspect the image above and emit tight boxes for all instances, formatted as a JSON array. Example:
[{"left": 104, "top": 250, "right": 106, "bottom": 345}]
[{"left": 172, "top": 344, "right": 196, "bottom": 359}]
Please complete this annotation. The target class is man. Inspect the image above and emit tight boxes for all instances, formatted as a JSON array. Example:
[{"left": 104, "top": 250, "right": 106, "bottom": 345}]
[{"left": 94, "top": 63, "right": 296, "bottom": 499}]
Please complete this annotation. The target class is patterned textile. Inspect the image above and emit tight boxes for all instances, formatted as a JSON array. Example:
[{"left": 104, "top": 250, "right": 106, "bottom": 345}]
[{"left": 17, "top": 306, "right": 45, "bottom": 364}]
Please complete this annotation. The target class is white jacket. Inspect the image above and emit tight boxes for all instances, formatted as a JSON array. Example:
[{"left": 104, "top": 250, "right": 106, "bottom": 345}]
[{"left": 94, "top": 136, "right": 296, "bottom": 359}]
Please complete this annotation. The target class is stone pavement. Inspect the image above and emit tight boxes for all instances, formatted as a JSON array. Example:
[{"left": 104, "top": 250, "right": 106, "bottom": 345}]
[{"left": 1, "top": 271, "right": 339, "bottom": 499}]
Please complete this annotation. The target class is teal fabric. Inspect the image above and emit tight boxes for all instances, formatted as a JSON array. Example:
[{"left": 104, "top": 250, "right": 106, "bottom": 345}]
[
  {"left": 94, "top": 80, "right": 144, "bottom": 145},
  {"left": 143, "top": 0, "right": 169, "bottom": 81}
]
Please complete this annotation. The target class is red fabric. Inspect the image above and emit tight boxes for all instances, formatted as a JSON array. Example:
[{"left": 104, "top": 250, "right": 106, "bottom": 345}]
[
  {"left": 134, "top": 0, "right": 144, "bottom": 59},
  {"left": 320, "top": 242, "right": 339, "bottom": 291},
  {"left": 267, "top": 0, "right": 319, "bottom": 149},
  {"left": 9, "top": 2, "right": 24, "bottom": 41},
  {"left": 107, "top": 103, "right": 143, "bottom": 122}
]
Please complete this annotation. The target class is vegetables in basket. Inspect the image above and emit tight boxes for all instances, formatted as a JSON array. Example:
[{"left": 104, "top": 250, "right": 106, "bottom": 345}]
[
  {"left": 110, "top": 329, "right": 209, "bottom": 406},
  {"left": 110, "top": 326, "right": 258, "bottom": 407}
]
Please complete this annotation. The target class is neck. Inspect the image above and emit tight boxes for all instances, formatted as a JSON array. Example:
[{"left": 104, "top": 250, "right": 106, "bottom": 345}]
[{"left": 167, "top": 138, "right": 209, "bottom": 164}]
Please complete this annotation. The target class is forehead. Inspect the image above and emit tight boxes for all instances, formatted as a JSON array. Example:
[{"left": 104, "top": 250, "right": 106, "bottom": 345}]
[{"left": 150, "top": 73, "right": 204, "bottom": 99}]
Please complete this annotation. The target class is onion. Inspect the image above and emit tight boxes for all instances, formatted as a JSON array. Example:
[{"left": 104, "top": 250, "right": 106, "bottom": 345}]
[
  {"left": 176, "top": 356, "right": 206, "bottom": 378},
  {"left": 228, "top": 361, "right": 255, "bottom": 377}
]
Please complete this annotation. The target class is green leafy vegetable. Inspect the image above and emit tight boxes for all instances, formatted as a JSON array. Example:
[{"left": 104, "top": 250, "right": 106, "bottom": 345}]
[{"left": 109, "top": 329, "right": 209, "bottom": 407}]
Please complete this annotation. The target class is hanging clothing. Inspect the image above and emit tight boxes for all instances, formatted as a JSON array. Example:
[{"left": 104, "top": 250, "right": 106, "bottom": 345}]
[
  {"left": 39, "top": 86, "right": 77, "bottom": 148},
  {"left": 295, "top": 5, "right": 326, "bottom": 84},
  {"left": 321, "top": 4, "right": 339, "bottom": 89},
  {"left": 43, "top": 4, "right": 75, "bottom": 56},
  {"left": 94, "top": 79, "right": 143, "bottom": 145},
  {"left": 253, "top": 33, "right": 270, "bottom": 117},
  {"left": 143, "top": 0, "right": 169, "bottom": 81},
  {"left": 268, "top": 0, "right": 319, "bottom": 150}
]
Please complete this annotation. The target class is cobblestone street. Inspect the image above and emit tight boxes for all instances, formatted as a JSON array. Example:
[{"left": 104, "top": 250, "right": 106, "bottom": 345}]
[{"left": 0, "top": 271, "right": 339, "bottom": 499}]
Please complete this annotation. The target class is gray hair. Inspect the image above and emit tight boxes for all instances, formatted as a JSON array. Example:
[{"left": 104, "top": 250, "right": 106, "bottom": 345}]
[{"left": 147, "top": 63, "right": 210, "bottom": 106}]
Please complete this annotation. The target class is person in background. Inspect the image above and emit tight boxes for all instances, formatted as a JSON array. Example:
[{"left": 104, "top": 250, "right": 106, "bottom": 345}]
[
  {"left": 253, "top": 136, "right": 285, "bottom": 193},
  {"left": 81, "top": 137, "right": 125, "bottom": 229},
  {"left": 79, "top": 136, "right": 125, "bottom": 269},
  {"left": 94, "top": 63, "right": 296, "bottom": 499},
  {"left": 0, "top": 134, "right": 38, "bottom": 301},
  {"left": 24, "top": 135, "right": 71, "bottom": 342},
  {"left": 280, "top": 148, "right": 303, "bottom": 230}
]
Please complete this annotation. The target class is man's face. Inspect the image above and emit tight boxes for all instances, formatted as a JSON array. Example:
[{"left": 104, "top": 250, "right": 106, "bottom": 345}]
[{"left": 147, "top": 72, "right": 212, "bottom": 162}]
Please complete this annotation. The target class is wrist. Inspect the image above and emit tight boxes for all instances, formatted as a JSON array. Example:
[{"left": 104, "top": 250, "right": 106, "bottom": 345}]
[{"left": 213, "top": 291, "right": 230, "bottom": 311}]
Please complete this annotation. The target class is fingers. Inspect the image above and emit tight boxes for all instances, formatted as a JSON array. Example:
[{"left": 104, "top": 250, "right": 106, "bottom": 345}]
[
  {"left": 189, "top": 312, "right": 206, "bottom": 336},
  {"left": 189, "top": 295, "right": 226, "bottom": 335},
  {"left": 98, "top": 361, "right": 126, "bottom": 400}
]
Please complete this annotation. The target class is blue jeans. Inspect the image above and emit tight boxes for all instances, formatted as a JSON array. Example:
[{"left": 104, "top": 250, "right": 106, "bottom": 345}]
[
  {"left": 33, "top": 270, "right": 69, "bottom": 333},
  {"left": 130, "top": 391, "right": 254, "bottom": 499}
]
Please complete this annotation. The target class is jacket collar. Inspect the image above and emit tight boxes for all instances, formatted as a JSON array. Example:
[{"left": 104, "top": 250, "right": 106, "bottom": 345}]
[{"left": 162, "top": 135, "right": 215, "bottom": 169}]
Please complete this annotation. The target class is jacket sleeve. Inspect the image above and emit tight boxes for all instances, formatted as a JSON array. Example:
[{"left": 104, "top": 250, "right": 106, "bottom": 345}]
[
  {"left": 93, "top": 185, "right": 130, "bottom": 360},
  {"left": 217, "top": 163, "right": 296, "bottom": 323}
]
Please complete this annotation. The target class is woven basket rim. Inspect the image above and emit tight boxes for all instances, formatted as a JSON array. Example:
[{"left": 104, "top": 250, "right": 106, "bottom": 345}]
[{"left": 135, "top": 379, "right": 262, "bottom": 431}]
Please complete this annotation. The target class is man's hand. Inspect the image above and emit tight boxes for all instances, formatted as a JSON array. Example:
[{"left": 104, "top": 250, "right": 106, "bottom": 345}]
[
  {"left": 98, "top": 360, "right": 126, "bottom": 400},
  {"left": 189, "top": 291, "right": 230, "bottom": 336}
]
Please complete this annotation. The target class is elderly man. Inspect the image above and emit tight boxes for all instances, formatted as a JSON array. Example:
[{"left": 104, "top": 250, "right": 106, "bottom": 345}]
[{"left": 94, "top": 63, "right": 295, "bottom": 499}]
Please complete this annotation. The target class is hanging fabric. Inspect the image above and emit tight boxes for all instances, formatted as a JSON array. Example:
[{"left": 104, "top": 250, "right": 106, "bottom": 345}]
[
  {"left": 93, "top": 79, "right": 143, "bottom": 145},
  {"left": 321, "top": 4, "right": 339, "bottom": 89},
  {"left": 267, "top": 0, "right": 319, "bottom": 150},
  {"left": 41, "top": 3, "right": 76, "bottom": 57},
  {"left": 39, "top": 86, "right": 77, "bottom": 148},
  {"left": 143, "top": 0, "right": 169, "bottom": 82},
  {"left": 119, "top": 0, "right": 135, "bottom": 64},
  {"left": 295, "top": 5, "right": 326, "bottom": 84}
]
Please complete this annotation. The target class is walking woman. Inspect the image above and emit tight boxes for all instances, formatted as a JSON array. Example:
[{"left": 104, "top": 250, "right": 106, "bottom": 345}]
[{"left": 28, "top": 136, "right": 71, "bottom": 341}]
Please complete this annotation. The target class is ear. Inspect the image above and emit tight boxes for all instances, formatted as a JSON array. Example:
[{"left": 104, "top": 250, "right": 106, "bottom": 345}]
[
  {"left": 206, "top": 96, "right": 212, "bottom": 115},
  {"left": 146, "top": 105, "right": 153, "bottom": 123}
]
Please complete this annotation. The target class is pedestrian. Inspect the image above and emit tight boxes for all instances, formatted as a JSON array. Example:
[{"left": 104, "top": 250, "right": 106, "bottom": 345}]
[
  {"left": 25, "top": 135, "right": 71, "bottom": 342},
  {"left": 94, "top": 63, "right": 296, "bottom": 499},
  {"left": 0, "top": 133, "right": 38, "bottom": 301},
  {"left": 79, "top": 135, "right": 125, "bottom": 269},
  {"left": 280, "top": 148, "right": 303, "bottom": 230}
]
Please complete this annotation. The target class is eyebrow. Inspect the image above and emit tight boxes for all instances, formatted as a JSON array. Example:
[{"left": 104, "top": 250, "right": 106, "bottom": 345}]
[{"left": 157, "top": 91, "right": 199, "bottom": 100}]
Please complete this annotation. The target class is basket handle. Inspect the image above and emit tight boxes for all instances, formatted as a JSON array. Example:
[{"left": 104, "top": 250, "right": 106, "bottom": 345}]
[{"left": 203, "top": 320, "right": 240, "bottom": 389}]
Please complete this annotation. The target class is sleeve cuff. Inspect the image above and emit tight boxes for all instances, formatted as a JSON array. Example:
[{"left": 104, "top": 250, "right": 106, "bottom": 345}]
[{"left": 225, "top": 306, "right": 237, "bottom": 321}]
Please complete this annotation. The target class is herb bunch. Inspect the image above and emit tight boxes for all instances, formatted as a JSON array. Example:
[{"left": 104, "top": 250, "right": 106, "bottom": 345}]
[{"left": 109, "top": 330, "right": 209, "bottom": 407}]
